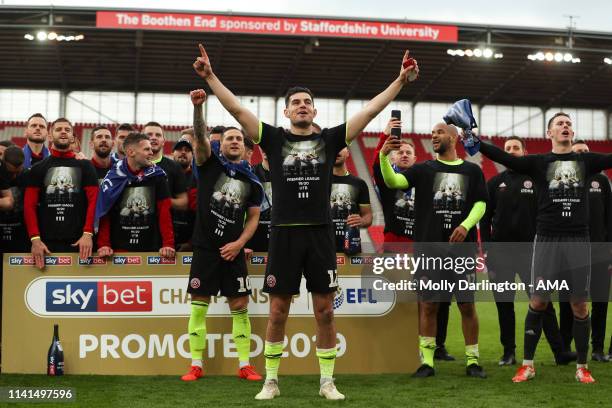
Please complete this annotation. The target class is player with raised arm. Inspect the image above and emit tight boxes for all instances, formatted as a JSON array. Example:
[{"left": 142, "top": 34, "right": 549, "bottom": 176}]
[
  {"left": 380, "top": 122, "right": 488, "bottom": 379},
  {"left": 192, "top": 43, "right": 419, "bottom": 400},
  {"left": 181, "top": 89, "right": 264, "bottom": 383},
  {"left": 476, "top": 112, "right": 612, "bottom": 383}
]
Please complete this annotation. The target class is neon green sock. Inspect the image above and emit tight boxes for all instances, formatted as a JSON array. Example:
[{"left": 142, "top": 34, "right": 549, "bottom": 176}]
[
  {"left": 188, "top": 301, "right": 209, "bottom": 363},
  {"left": 264, "top": 341, "right": 283, "bottom": 382},
  {"left": 420, "top": 336, "right": 436, "bottom": 368},
  {"left": 231, "top": 308, "right": 251, "bottom": 365},
  {"left": 316, "top": 347, "right": 337, "bottom": 381},
  {"left": 466, "top": 344, "right": 479, "bottom": 366}
]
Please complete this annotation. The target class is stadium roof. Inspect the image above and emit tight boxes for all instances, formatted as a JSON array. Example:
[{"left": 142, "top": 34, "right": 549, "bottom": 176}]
[{"left": 1, "top": 6, "right": 612, "bottom": 110}]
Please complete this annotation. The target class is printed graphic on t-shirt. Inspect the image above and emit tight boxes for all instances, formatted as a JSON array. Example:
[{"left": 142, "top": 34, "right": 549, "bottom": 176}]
[
  {"left": 546, "top": 160, "right": 585, "bottom": 218},
  {"left": 281, "top": 139, "right": 326, "bottom": 199},
  {"left": 547, "top": 161, "right": 584, "bottom": 199},
  {"left": 330, "top": 183, "right": 358, "bottom": 239},
  {"left": 432, "top": 173, "right": 468, "bottom": 231},
  {"left": 210, "top": 174, "right": 251, "bottom": 237},
  {"left": 43, "top": 166, "right": 82, "bottom": 220},
  {"left": 393, "top": 187, "right": 416, "bottom": 236},
  {"left": 261, "top": 181, "right": 273, "bottom": 221},
  {"left": 0, "top": 186, "right": 23, "bottom": 241},
  {"left": 117, "top": 186, "right": 155, "bottom": 245}
]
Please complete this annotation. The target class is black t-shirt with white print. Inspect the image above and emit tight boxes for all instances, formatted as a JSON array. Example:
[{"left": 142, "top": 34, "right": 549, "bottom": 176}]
[
  {"left": 331, "top": 173, "right": 370, "bottom": 251},
  {"left": 256, "top": 122, "right": 347, "bottom": 225},
  {"left": 26, "top": 156, "right": 98, "bottom": 242},
  {"left": 0, "top": 164, "right": 29, "bottom": 252},
  {"left": 247, "top": 163, "right": 272, "bottom": 252},
  {"left": 401, "top": 160, "right": 488, "bottom": 242},
  {"left": 109, "top": 176, "right": 170, "bottom": 251},
  {"left": 192, "top": 153, "right": 262, "bottom": 250},
  {"left": 479, "top": 142, "right": 612, "bottom": 236},
  {"left": 374, "top": 162, "right": 416, "bottom": 238}
]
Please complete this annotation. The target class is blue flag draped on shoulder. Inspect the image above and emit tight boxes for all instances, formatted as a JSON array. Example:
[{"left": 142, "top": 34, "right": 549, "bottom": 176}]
[
  {"left": 23, "top": 144, "right": 50, "bottom": 169},
  {"left": 94, "top": 159, "right": 166, "bottom": 231},
  {"left": 209, "top": 140, "right": 265, "bottom": 209}
]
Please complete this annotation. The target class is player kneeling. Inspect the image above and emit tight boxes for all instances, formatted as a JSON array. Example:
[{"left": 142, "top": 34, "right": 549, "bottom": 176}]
[{"left": 182, "top": 89, "right": 264, "bottom": 382}]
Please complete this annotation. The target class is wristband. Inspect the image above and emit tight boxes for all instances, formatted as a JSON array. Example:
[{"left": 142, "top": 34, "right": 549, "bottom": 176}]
[
  {"left": 83, "top": 232, "right": 93, "bottom": 236},
  {"left": 30, "top": 236, "right": 40, "bottom": 242}
]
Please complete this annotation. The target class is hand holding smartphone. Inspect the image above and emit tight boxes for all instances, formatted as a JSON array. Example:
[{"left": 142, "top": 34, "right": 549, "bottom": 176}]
[{"left": 391, "top": 110, "right": 401, "bottom": 139}]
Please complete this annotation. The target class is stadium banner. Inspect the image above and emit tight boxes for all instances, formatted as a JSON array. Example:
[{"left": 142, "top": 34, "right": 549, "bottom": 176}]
[
  {"left": 96, "top": 11, "right": 458, "bottom": 43},
  {"left": 2, "top": 253, "right": 418, "bottom": 375}
]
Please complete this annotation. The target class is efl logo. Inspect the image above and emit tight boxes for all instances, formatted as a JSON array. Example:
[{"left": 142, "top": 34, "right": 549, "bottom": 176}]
[
  {"left": 113, "top": 256, "right": 142, "bottom": 265},
  {"left": 147, "top": 256, "right": 176, "bottom": 265},
  {"left": 250, "top": 255, "right": 267, "bottom": 265},
  {"left": 79, "top": 257, "right": 107, "bottom": 266},
  {"left": 182, "top": 255, "right": 193, "bottom": 265},
  {"left": 46, "top": 281, "right": 152, "bottom": 312},
  {"left": 336, "top": 256, "right": 345, "bottom": 265},
  {"left": 350, "top": 256, "right": 374, "bottom": 265}
]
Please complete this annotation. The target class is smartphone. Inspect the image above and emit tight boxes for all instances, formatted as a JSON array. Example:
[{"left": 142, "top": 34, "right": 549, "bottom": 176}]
[{"left": 391, "top": 110, "right": 401, "bottom": 138}]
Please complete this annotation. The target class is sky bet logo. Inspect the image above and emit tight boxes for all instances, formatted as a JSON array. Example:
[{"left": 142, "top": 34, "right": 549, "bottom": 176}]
[
  {"left": 78, "top": 257, "right": 107, "bottom": 266},
  {"left": 46, "top": 281, "right": 152, "bottom": 312},
  {"left": 350, "top": 256, "right": 374, "bottom": 265},
  {"left": 147, "top": 256, "right": 176, "bottom": 265},
  {"left": 112, "top": 256, "right": 141, "bottom": 265},
  {"left": 9, "top": 256, "right": 71, "bottom": 266},
  {"left": 181, "top": 255, "right": 192, "bottom": 265},
  {"left": 250, "top": 255, "right": 268, "bottom": 265}
]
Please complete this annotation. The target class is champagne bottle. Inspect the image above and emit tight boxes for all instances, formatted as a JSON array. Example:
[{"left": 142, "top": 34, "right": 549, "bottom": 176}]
[{"left": 47, "top": 324, "right": 64, "bottom": 376}]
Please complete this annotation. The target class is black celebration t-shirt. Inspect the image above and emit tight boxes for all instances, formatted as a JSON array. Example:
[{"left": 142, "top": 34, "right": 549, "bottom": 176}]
[
  {"left": 192, "top": 153, "right": 262, "bottom": 250},
  {"left": 256, "top": 122, "right": 347, "bottom": 225},
  {"left": 26, "top": 156, "right": 98, "bottom": 241},
  {"left": 0, "top": 164, "right": 29, "bottom": 252},
  {"left": 479, "top": 142, "right": 612, "bottom": 236},
  {"left": 247, "top": 163, "right": 272, "bottom": 251},
  {"left": 330, "top": 173, "right": 370, "bottom": 251},
  {"left": 109, "top": 176, "right": 170, "bottom": 251},
  {"left": 401, "top": 160, "right": 488, "bottom": 242}
]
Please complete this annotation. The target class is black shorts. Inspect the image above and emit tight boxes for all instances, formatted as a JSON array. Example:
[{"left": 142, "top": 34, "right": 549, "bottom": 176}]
[
  {"left": 413, "top": 242, "right": 477, "bottom": 303},
  {"left": 263, "top": 225, "right": 338, "bottom": 295},
  {"left": 530, "top": 234, "right": 590, "bottom": 301},
  {"left": 486, "top": 242, "right": 533, "bottom": 302},
  {"left": 187, "top": 246, "right": 251, "bottom": 298}
]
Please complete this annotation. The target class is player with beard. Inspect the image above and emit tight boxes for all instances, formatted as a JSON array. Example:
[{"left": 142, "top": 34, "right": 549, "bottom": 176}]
[
  {"left": 480, "top": 136, "right": 569, "bottom": 366},
  {"left": 380, "top": 123, "right": 488, "bottom": 379},
  {"left": 555, "top": 140, "right": 612, "bottom": 362},
  {"left": 24, "top": 118, "right": 99, "bottom": 269},
  {"left": 144, "top": 121, "right": 188, "bottom": 211},
  {"left": 193, "top": 43, "right": 419, "bottom": 400},
  {"left": 90, "top": 126, "right": 114, "bottom": 182},
  {"left": 182, "top": 89, "right": 263, "bottom": 383},
  {"left": 476, "top": 113, "right": 612, "bottom": 383},
  {"left": 172, "top": 138, "right": 197, "bottom": 251},
  {"left": 247, "top": 152, "right": 272, "bottom": 252},
  {"left": 331, "top": 147, "right": 372, "bottom": 253},
  {"left": 95, "top": 133, "right": 175, "bottom": 257},
  {"left": 372, "top": 117, "right": 455, "bottom": 361},
  {"left": 22, "top": 113, "right": 50, "bottom": 169},
  {"left": 110, "top": 123, "right": 135, "bottom": 163}
]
